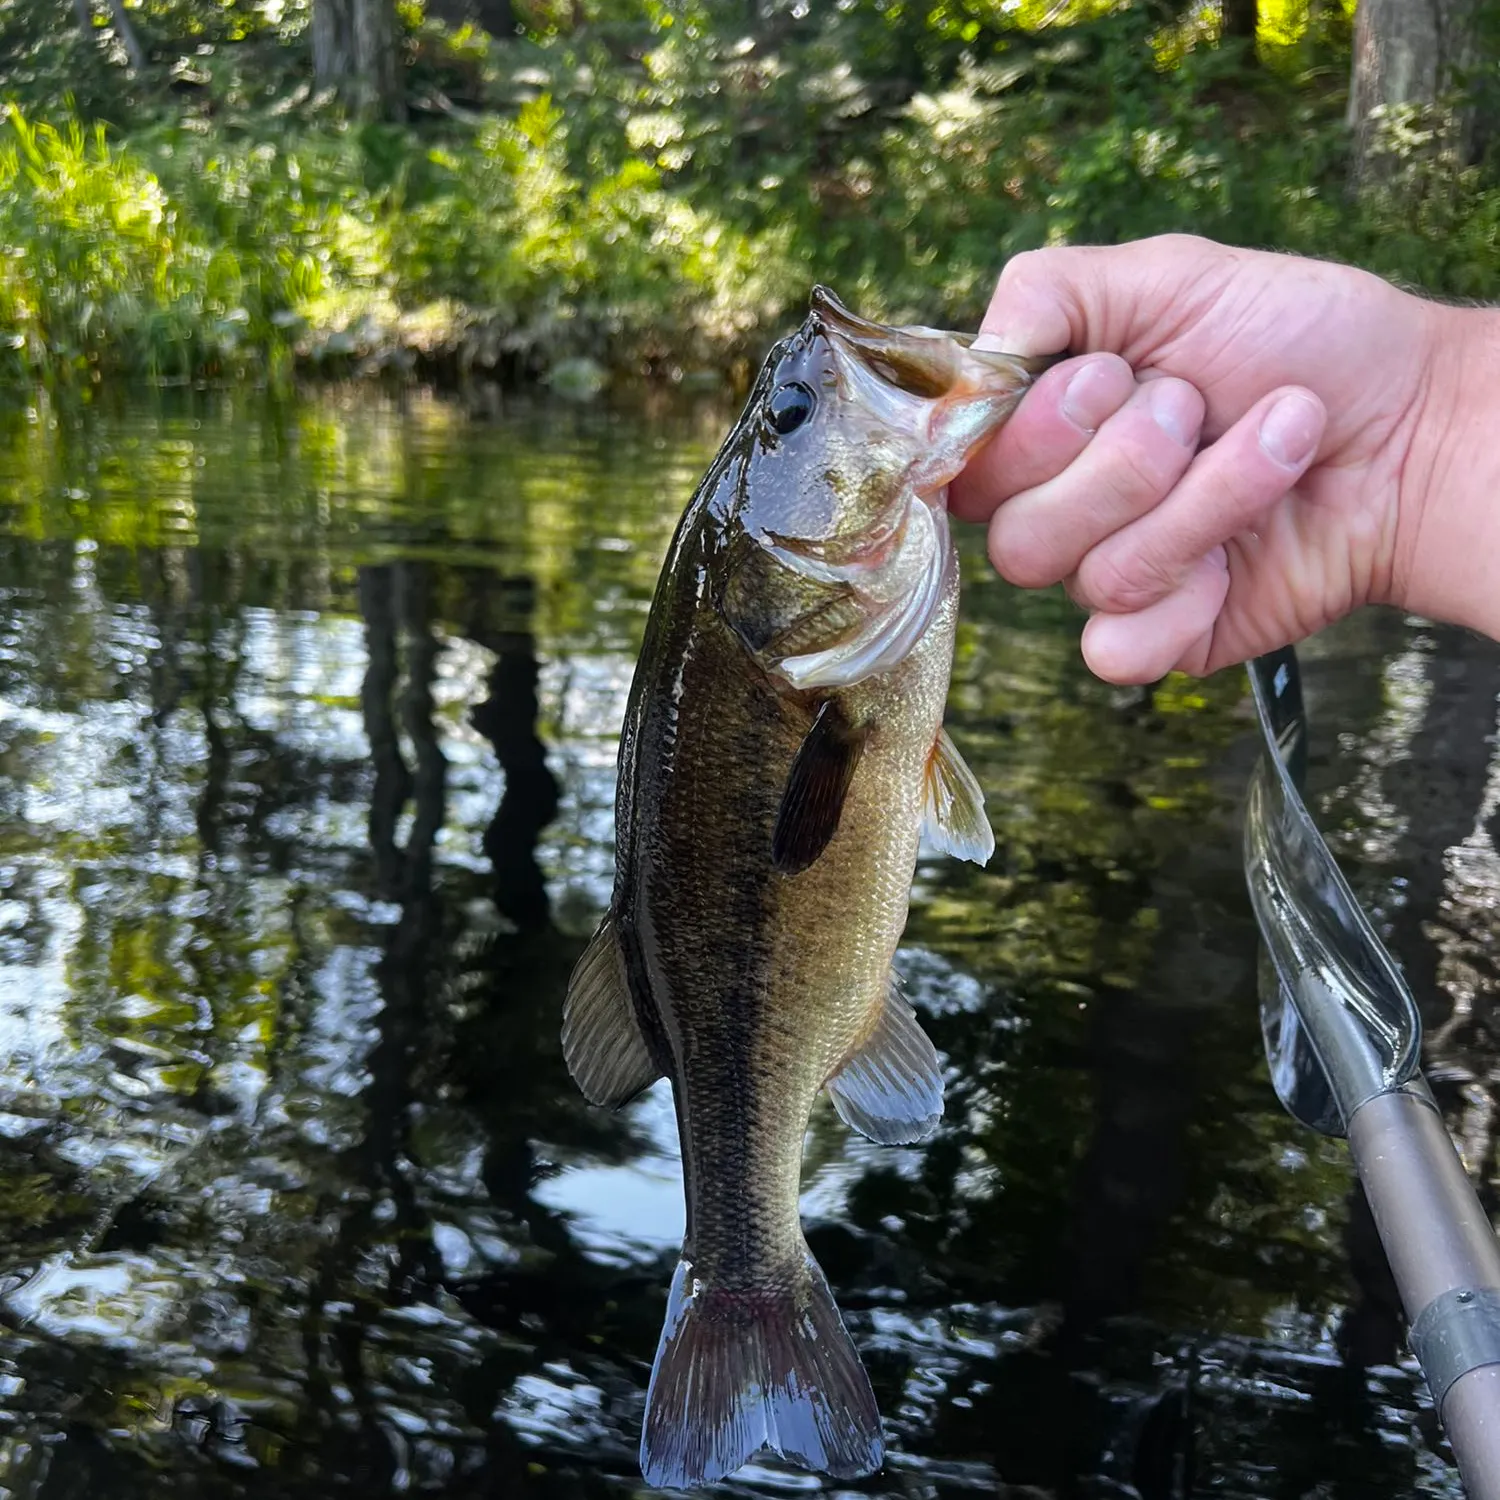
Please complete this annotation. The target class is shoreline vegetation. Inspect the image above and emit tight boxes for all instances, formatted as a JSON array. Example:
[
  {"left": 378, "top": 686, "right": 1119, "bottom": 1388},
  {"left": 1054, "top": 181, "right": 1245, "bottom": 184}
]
[{"left": 2, "top": 0, "right": 1498, "bottom": 395}]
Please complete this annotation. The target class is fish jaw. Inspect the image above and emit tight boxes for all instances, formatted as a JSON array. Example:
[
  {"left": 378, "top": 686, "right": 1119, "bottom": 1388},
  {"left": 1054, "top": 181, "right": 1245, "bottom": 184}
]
[
  {"left": 777, "top": 497, "right": 955, "bottom": 691},
  {"left": 821, "top": 315, "right": 1037, "bottom": 495}
]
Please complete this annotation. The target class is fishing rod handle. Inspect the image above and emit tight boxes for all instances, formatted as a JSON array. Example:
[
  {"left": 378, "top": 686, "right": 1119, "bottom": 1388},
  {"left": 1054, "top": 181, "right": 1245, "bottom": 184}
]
[
  {"left": 1447, "top": 1369, "right": 1500, "bottom": 1500},
  {"left": 1349, "top": 1088, "right": 1500, "bottom": 1500}
]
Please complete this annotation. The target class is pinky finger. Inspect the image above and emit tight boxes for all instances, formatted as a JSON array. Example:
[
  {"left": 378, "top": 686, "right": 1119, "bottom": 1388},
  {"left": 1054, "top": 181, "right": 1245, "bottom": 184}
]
[{"left": 1079, "top": 550, "right": 1231, "bottom": 684}]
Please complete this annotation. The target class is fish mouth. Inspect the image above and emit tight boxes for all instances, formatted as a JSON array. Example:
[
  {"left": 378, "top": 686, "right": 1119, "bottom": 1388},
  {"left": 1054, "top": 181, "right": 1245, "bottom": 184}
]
[
  {"left": 809, "top": 284, "right": 1054, "bottom": 393},
  {"left": 809, "top": 285, "right": 1051, "bottom": 494}
]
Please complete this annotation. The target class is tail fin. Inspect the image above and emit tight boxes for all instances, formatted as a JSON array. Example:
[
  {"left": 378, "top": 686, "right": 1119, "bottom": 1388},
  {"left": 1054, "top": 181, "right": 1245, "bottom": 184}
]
[{"left": 639, "top": 1249, "right": 884, "bottom": 1489}]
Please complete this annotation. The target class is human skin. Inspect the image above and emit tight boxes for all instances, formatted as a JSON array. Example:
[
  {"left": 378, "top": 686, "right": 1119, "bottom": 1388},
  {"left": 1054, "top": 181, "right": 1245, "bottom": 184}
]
[{"left": 948, "top": 234, "right": 1500, "bottom": 684}]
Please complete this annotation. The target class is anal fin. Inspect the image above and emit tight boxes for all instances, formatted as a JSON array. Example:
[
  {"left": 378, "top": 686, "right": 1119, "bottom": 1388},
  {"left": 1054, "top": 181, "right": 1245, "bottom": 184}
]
[
  {"left": 562, "top": 915, "right": 660, "bottom": 1107},
  {"left": 923, "top": 726, "right": 995, "bottom": 866},
  {"left": 825, "top": 972, "right": 943, "bottom": 1144}
]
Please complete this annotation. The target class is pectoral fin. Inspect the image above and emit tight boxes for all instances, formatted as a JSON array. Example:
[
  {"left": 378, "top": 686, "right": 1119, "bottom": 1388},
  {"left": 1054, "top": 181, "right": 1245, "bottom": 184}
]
[
  {"left": 825, "top": 973, "right": 943, "bottom": 1144},
  {"left": 562, "top": 915, "right": 660, "bottom": 1107},
  {"left": 922, "top": 726, "right": 995, "bottom": 866},
  {"left": 772, "top": 701, "right": 869, "bottom": 875}
]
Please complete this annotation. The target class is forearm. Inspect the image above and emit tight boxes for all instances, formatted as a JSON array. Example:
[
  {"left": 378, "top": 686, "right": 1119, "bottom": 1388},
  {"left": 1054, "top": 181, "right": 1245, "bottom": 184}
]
[{"left": 1392, "top": 303, "right": 1500, "bottom": 641}]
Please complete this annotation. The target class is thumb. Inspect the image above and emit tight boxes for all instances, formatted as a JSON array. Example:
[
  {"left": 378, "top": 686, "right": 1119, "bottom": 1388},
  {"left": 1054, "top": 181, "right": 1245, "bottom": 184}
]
[{"left": 977, "top": 235, "right": 1231, "bottom": 362}]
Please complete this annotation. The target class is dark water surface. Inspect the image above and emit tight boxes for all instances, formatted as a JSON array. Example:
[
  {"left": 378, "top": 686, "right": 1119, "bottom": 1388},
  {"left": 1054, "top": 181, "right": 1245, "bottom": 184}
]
[{"left": 0, "top": 387, "right": 1490, "bottom": 1498}]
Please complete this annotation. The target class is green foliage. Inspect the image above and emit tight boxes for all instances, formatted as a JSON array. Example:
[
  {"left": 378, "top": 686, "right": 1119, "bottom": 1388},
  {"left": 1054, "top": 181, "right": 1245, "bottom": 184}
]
[
  {"left": 0, "top": 0, "right": 1497, "bottom": 387},
  {"left": 0, "top": 108, "right": 203, "bottom": 383},
  {"left": 0, "top": 106, "right": 371, "bottom": 383}
]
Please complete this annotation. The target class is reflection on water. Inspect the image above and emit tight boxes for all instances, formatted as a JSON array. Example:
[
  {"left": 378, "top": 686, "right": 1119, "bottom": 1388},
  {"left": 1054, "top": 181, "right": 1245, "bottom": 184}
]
[{"left": 0, "top": 387, "right": 1482, "bottom": 1496}]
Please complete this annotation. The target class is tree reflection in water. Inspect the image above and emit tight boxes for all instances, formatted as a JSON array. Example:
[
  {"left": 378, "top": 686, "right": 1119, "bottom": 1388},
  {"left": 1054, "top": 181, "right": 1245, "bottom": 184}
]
[{"left": 0, "top": 390, "right": 1481, "bottom": 1497}]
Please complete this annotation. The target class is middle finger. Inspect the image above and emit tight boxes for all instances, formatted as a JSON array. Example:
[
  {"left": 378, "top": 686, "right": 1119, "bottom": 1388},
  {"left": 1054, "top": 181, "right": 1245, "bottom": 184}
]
[{"left": 986, "top": 376, "right": 1205, "bottom": 589}]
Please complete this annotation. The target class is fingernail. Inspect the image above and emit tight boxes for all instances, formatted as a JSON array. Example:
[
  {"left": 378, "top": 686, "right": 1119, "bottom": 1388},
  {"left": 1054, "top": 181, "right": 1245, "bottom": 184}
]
[
  {"left": 1060, "top": 358, "right": 1128, "bottom": 434},
  {"left": 1259, "top": 393, "right": 1321, "bottom": 468},
  {"left": 1147, "top": 380, "right": 1202, "bottom": 447}
]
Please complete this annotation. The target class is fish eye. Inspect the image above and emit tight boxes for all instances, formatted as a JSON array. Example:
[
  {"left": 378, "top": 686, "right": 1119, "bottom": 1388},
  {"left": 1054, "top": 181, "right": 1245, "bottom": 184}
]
[{"left": 767, "top": 382, "right": 816, "bottom": 436}]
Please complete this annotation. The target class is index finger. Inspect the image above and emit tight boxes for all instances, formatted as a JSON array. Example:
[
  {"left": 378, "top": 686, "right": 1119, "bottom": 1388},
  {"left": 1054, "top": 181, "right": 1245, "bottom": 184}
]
[{"left": 949, "top": 353, "right": 1135, "bottom": 523}]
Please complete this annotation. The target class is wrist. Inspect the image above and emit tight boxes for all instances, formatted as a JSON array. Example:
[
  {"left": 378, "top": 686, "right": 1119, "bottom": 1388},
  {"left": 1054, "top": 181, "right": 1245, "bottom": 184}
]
[{"left": 1388, "top": 301, "right": 1500, "bottom": 638}]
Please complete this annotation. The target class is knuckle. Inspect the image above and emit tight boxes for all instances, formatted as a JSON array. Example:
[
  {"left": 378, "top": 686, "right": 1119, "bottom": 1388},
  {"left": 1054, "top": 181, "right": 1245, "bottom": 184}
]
[
  {"left": 995, "top": 248, "right": 1048, "bottom": 298},
  {"left": 1199, "top": 461, "right": 1268, "bottom": 530},
  {"left": 989, "top": 511, "right": 1069, "bottom": 589},
  {"left": 1087, "top": 394, "right": 1197, "bottom": 509},
  {"left": 1153, "top": 232, "right": 1212, "bottom": 258},
  {"left": 1105, "top": 437, "right": 1172, "bottom": 501},
  {"left": 1079, "top": 543, "right": 1180, "bottom": 614}
]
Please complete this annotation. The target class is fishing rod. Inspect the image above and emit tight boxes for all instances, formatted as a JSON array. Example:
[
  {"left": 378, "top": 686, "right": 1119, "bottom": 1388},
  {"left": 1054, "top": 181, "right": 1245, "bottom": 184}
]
[{"left": 1244, "top": 646, "right": 1500, "bottom": 1500}]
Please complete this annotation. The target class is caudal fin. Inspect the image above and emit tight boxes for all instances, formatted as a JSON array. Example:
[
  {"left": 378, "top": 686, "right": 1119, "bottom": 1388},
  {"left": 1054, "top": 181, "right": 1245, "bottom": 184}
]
[{"left": 639, "top": 1249, "right": 884, "bottom": 1489}]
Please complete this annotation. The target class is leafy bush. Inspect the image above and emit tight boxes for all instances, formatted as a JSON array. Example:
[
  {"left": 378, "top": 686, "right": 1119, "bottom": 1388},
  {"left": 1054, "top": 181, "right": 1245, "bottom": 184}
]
[{"left": 0, "top": 108, "right": 214, "bottom": 382}]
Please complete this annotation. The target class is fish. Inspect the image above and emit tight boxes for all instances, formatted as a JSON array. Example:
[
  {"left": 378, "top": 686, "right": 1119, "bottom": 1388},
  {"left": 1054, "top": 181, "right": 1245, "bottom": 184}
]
[{"left": 561, "top": 287, "right": 1043, "bottom": 1489}]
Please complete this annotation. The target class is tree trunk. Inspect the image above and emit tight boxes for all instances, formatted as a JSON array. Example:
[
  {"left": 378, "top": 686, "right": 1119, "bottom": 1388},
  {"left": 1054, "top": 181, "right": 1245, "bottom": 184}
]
[
  {"left": 471, "top": 0, "right": 513, "bottom": 37},
  {"left": 71, "top": 0, "right": 150, "bottom": 74},
  {"left": 313, "top": 0, "right": 405, "bottom": 121},
  {"left": 1347, "top": 0, "right": 1480, "bottom": 179},
  {"left": 105, "top": 0, "right": 148, "bottom": 73},
  {"left": 1221, "top": 0, "right": 1257, "bottom": 42}
]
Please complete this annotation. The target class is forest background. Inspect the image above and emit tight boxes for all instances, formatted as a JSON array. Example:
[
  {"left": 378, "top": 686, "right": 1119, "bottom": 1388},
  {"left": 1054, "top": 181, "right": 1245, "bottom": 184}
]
[{"left": 0, "top": 0, "right": 1492, "bottom": 391}]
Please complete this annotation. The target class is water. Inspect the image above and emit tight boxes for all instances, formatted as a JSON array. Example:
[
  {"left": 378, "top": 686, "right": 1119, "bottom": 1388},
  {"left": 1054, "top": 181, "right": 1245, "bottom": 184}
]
[{"left": 0, "top": 386, "right": 1481, "bottom": 1497}]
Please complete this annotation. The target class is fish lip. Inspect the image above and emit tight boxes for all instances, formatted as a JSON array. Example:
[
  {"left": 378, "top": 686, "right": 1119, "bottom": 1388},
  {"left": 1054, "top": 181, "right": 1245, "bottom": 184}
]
[
  {"left": 815, "top": 304, "right": 1034, "bottom": 496},
  {"left": 812, "top": 292, "right": 957, "bottom": 404},
  {"left": 809, "top": 285, "right": 912, "bottom": 345},
  {"left": 809, "top": 284, "right": 1057, "bottom": 390}
]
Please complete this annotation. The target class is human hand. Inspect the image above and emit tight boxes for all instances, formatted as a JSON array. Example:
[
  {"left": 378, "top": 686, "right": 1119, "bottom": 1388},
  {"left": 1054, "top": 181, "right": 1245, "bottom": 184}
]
[{"left": 950, "top": 235, "right": 1475, "bottom": 683}]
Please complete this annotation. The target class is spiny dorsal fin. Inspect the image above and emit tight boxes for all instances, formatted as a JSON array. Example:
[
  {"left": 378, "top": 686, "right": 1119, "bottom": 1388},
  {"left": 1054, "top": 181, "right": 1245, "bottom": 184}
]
[
  {"left": 562, "top": 915, "right": 660, "bottom": 1107},
  {"left": 772, "top": 700, "right": 869, "bottom": 875},
  {"left": 825, "top": 972, "right": 943, "bottom": 1144},
  {"left": 922, "top": 726, "right": 995, "bottom": 866}
]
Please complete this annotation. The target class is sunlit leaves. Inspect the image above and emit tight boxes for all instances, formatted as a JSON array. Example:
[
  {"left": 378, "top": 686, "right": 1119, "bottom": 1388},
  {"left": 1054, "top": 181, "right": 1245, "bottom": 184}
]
[
  {"left": 0, "top": 0, "right": 1493, "bottom": 389},
  {"left": 0, "top": 107, "right": 377, "bottom": 382}
]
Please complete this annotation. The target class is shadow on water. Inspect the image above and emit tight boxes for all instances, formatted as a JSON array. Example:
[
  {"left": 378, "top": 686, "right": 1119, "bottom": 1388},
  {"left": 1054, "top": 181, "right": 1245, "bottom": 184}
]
[{"left": 0, "top": 388, "right": 1483, "bottom": 1496}]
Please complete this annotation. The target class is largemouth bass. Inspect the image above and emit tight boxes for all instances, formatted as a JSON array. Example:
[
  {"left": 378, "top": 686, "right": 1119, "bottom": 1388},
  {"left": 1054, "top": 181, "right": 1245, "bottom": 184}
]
[{"left": 562, "top": 288, "right": 1041, "bottom": 1488}]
